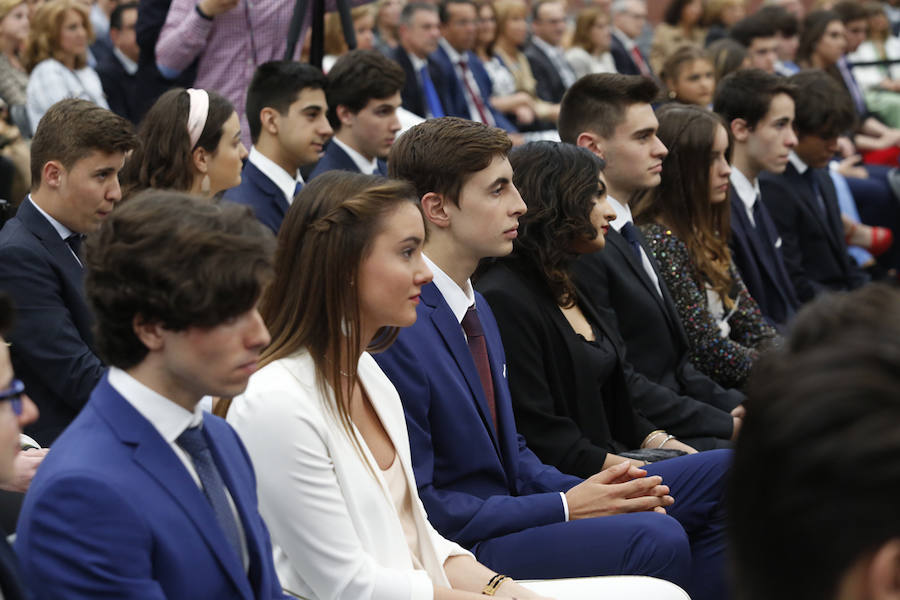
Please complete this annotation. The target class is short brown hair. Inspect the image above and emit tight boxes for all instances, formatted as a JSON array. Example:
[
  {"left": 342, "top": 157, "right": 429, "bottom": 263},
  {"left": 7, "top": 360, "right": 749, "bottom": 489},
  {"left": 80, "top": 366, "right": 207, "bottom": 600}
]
[
  {"left": 326, "top": 49, "right": 405, "bottom": 130},
  {"left": 30, "top": 98, "right": 136, "bottom": 190},
  {"left": 23, "top": 0, "right": 92, "bottom": 71},
  {"left": 85, "top": 189, "right": 275, "bottom": 369},
  {"left": 388, "top": 116, "right": 511, "bottom": 205},
  {"left": 559, "top": 73, "right": 659, "bottom": 142}
]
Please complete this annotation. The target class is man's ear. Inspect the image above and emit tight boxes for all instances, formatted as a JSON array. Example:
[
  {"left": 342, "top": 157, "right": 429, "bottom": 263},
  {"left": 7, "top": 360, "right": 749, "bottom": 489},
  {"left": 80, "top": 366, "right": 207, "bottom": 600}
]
[
  {"left": 336, "top": 105, "right": 355, "bottom": 128},
  {"left": 864, "top": 539, "right": 900, "bottom": 600},
  {"left": 575, "top": 131, "right": 606, "bottom": 160},
  {"left": 421, "top": 191, "right": 452, "bottom": 230},
  {"left": 41, "top": 160, "right": 64, "bottom": 189},
  {"left": 132, "top": 316, "right": 165, "bottom": 352},
  {"left": 259, "top": 106, "right": 279, "bottom": 137},
  {"left": 730, "top": 118, "right": 750, "bottom": 143}
]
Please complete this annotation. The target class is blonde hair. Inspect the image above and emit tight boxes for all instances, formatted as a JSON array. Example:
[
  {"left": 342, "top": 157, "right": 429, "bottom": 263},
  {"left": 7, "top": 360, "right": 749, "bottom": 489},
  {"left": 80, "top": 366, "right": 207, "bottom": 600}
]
[
  {"left": 23, "top": 0, "right": 92, "bottom": 71},
  {"left": 703, "top": 0, "right": 745, "bottom": 27},
  {"left": 324, "top": 4, "right": 373, "bottom": 56},
  {"left": 571, "top": 6, "right": 609, "bottom": 54},
  {"left": 494, "top": 0, "right": 527, "bottom": 40},
  {"left": 0, "top": 0, "right": 25, "bottom": 22}
]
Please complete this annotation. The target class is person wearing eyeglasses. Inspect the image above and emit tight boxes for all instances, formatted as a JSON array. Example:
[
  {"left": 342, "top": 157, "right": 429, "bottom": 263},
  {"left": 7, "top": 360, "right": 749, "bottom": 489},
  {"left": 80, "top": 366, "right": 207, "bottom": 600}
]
[{"left": 0, "top": 292, "right": 40, "bottom": 600}]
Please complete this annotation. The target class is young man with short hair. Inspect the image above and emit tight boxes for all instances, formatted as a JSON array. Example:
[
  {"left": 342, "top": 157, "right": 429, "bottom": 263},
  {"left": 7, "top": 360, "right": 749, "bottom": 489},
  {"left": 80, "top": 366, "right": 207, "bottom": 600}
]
[
  {"left": 728, "top": 12, "right": 781, "bottom": 74},
  {"left": 759, "top": 70, "right": 870, "bottom": 301},
  {"left": 376, "top": 117, "right": 729, "bottom": 600},
  {"left": 0, "top": 99, "right": 135, "bottom": 445},
  {"left": 15, "top": 191, "right": 291, "bottom": 599},
  {"left": 391, "top": 3, "right": 448, "bottom": 119},
  {"left": 96, "top": 2, "right": 140, "bottom": 123},
  {"left": 224, "top": 61, "right": 332, "bottom": 234},
  {"left": 561, "top": 74, "right": 744, "bottom": 447},
  {"left": 713, "top": 68, "right": 801, "bottom": 327},
  {"left": 309, "top": 50, "right": 403, "bottom": 180}
]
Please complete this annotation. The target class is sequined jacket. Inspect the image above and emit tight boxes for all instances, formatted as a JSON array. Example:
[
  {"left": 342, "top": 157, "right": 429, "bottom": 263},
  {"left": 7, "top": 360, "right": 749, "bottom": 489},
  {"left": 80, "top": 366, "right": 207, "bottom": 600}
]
[{"left": 640, "top": 223, "right": 777, "bottom": 389}]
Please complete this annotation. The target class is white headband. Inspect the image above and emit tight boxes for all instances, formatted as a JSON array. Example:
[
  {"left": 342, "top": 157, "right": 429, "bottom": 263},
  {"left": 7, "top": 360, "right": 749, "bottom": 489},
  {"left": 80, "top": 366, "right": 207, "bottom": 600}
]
[{"left": 186, "top": 88, "right": 209, "bottom": 149}]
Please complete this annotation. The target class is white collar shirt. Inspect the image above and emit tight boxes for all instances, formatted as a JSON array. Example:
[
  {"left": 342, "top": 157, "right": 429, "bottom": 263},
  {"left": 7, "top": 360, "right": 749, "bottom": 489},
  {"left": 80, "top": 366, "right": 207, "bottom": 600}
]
[
  {"left": 729, "top": 167, "right": 761, "bottom": 227},
  {"left": 332, "top": 136, "right": 378, "bottom": 175},
  {"left": 248, "top": 146, "right": 304, "bottom": 204}
]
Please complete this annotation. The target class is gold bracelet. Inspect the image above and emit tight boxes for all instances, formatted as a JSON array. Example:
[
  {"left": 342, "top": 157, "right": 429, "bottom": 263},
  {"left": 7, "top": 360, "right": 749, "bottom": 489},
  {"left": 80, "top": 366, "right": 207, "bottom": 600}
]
[
  {"left": 642, "top": 430, "right": 665, "bottom": 448},
  {"left": 482, "top": 574, "right": 511, "bottom": 596}
]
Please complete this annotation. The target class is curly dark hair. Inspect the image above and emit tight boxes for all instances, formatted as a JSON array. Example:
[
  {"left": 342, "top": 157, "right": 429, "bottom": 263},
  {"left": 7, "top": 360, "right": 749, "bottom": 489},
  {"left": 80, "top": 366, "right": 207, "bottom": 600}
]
[
  {"left": 508, "top": 141, "right": 605, "bottom": 307},
  {"left": 84, "top": 189, "right": 275, "bottom": 369}
]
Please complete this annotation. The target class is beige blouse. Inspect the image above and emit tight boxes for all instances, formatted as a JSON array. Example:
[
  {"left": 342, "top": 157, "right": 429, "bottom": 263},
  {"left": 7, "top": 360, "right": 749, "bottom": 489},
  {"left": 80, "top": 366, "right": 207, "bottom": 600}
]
[{"left": 382, "top": 453, "right": 426, "bottom": 570}]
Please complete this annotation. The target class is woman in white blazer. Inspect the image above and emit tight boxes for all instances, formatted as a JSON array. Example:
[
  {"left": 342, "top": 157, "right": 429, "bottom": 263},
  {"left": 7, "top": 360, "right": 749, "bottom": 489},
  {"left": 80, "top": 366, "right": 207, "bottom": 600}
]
[{"left": 227, "top": 171, "right": 550, "bottom": 600}]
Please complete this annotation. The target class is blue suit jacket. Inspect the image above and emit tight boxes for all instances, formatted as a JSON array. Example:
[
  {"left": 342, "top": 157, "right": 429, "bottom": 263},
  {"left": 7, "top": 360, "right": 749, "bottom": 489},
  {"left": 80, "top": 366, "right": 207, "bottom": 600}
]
[
  {"left": 308, "top": 141, "right": 387, "bottom": 181},
  {"left": 374, "top": 282, "right": 581, "bottom": 550},
  {"left": 0, "top": 199, "right": 104, "bottom": 445},
  {"left": 15, "top": 376, "right": 289, "bottom": 600},
  {"left": 223, "top": 160, "right": 290, "bottom": 235},
  {"left": 728, "top": 183, "right": 799, "bottom": 328},
  {"left": 429, "top": 45, "right": 517, "bottom": 133}
]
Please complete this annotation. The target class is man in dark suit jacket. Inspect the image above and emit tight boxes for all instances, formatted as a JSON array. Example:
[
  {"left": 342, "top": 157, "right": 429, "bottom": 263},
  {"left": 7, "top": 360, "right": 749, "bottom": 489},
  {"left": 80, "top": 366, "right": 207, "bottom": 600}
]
[
  {"left": 377, "top": 117, "right": 730, "bottom": 600},
  {"left": 759, "top": 70, "right": 869, "bottom": 302},
  {"left": 391, "top": 3, "right": 448, "bottom": 119},
  {"left": 15, "top": 192, "right": 291, "bottom": 599},
  {"left": 713, "top": 68, "right": 800, "bottom": 327},
  {"left": 610, "top": 0, "right": 653, "bottom": 77},
  {"left": 0, "top": 100, "right": 136, "bottom": 446},
  {"left": 523, "top": 0, "right": 575, "bottom": 103},
  {"left": 309, "top": 50, "right": 402, "bottom": 180},
  {"left": 559, "top": 74, "right": 743, "bottom": 445},
  {"left": 95, "top": 3, "right": 140, "bottom": 123},
  {"left": 224, "top": 61, "right": 331, "bottom": 234},
  {"left": 428, "top": 0, "right": 516, "bottom": 131}
]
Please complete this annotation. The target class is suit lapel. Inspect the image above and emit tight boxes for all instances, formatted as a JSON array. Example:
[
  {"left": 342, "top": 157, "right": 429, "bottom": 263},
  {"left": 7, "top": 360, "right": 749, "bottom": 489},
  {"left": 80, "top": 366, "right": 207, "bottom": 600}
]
[
  {"left": 95, "top": 381, "right": 254, "bottom": 599},
  {"left": 245, "top": 161, "right": 289, "bottom": 219},
  {"left": 788, "top": 166, "right": 845, "bottom": 260},
  {"left": 18, "top": 199, "right": 84, "bottom": 292},
  {"left": 421, "top": 284, "right": 503, "bottom": 457}
]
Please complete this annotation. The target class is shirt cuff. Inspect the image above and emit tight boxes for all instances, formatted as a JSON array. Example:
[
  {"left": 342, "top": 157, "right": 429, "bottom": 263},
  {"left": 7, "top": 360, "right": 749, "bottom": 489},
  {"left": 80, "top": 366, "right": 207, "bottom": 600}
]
[{"left": 559, "top": 492, "right": 569, "bottom": 522}]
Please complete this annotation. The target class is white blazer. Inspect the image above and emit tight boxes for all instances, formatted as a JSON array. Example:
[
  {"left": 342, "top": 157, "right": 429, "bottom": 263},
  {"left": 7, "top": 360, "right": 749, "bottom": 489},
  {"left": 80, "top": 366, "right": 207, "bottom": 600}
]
[{"left": 228, "top": 350, "right": 471, "bottom": 600}]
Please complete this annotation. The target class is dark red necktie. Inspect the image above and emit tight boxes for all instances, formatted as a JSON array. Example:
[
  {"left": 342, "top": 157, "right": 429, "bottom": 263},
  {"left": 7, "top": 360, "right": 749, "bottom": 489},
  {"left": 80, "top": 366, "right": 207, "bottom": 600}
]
[
  {"left": 458, "top": 60, "right": 491, "bottom": 124},
  {"left": 461, "top": 305, "right": 498, "bottom": 433}
]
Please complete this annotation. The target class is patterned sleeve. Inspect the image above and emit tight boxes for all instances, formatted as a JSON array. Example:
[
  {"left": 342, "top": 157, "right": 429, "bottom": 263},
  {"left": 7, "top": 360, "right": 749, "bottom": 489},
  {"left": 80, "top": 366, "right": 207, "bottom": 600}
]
[
  {"left": 640, "top": 223, "right": 758, "bottom": 390},
  {"left": 725, "top": 262, "right": 779, "bottom": 351}
]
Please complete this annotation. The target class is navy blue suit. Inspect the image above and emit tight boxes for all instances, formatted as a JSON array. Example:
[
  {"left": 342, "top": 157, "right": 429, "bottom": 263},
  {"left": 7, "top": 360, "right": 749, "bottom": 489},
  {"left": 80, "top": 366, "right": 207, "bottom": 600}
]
[
  {"left": 16, "top": 376, "right": 289, "bottom": 599},
  {"left": 375, "top": 282, "right": 729, "bottom": 600},
  {"left": 610, "top": 34, "right": 650, "bottom": 77},
  {"left": 0, "top": 536, "right": 29, "bottom": 600},
  {"left": 223, "top": 160, "right": 291, "bottom": 235},
  {"left": 429, "top": 44, "right": 517, "bottom": 132},
  {"left": 95, "top": 49, "right": 139, "bottom": 123},
  {"left": 390, "top": 46, "right": 448, "bottom": 119},
  {"left": 760, "top": 163, "right": 870, "bottom": 302},
  {"left": 728, "top": 183, "right": 799, "bottom": 328},
  {"left": 308, "top": 141, "right": 387, "bottom": 181},
  {"left": 0, "top": 199, "right": 104, "bottom": 445}
]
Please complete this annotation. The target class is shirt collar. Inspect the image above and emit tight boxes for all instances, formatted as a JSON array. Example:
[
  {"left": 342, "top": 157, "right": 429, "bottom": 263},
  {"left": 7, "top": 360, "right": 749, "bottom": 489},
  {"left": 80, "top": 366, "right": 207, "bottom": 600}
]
[
  {"left": 788, "top": 151, "right": 808, "bottom": 174},
  {"left": 331, "top": 137, "right": 378, "bottom": 175},
  {"left": 28, "top": 196, "right": 74, "bottom": 241},
  {"left": 423, "top": 254, "right": 474, "bottom": 324},
  {"left": 532, "top": 35, "right": 561, "bottom": 56},
  {"left": 612, "top": 27, "right": 635, "bottom": 51},
  {"left": 439, "top": 37, "right": 465, "bottom": 64},
  {"left": 607, "top": 195, "right": 632, "bottom": 231},
  {"left": 729, "top": 167, "right": 760, "bottom": 211},
  {"left": 108, "top": 367, "right": 204, "bottom": 444},
  {"left": 112, "top": 47, "right": 138, "bottom": 75},
  {"left": 407, "top": 50, "right": 427, "bottom": 72},
  {"left": 248, "top": 146, "right": 304, "bottom": 203}
]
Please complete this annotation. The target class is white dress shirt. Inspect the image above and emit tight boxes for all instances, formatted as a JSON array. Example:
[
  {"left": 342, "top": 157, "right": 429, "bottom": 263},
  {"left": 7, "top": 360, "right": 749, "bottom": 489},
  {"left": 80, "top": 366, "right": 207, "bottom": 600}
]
[
  {"left": 439, "top": 38, "right": 494, "bottom": 125},
  {"left": 607, "top": 195, "right": 662, "bottom": 297},
  {"left": 332, "top": 136, "right": 379, "bottom": 175},
  {"left": 228, "top": 351, "right": 471, "bottom": 600},
  {"left": 28, "top": 196, "right": 81, "bottom": 266},
  {"left": 107, "top": 367, "right": 249, "bottom": 569},
  {"left": 248, "top": 146, "right": 304, "bottom": 204},
  {"left": 423, "top": 254, "right": 571, "bottom": 520},
  {"left": 729, "top": 167, "right": 761, "bottom": 227}
]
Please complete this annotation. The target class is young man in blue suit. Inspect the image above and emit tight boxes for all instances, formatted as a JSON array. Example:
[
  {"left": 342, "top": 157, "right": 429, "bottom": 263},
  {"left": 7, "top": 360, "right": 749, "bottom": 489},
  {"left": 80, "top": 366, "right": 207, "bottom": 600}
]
[
  {"left": 308, "top": 50, "right": 403, "bottom": 180},
  {"left": 0, "top": 99, "right": 136, "bottom": 445},
  {"left": 224, "top": 61, "right": 332, "bottom": 234},
  {"left": 377, "top": 117, "right": 730, "bottom": 600},
  {"left": 15, "top": 192, "right": 291, "bottom": 600},
  {"left": 430, "top": 0, "right": 517, "bottom": 132},
  {"left": 713, "top": 69, "right": 801, "bottom": 328}
]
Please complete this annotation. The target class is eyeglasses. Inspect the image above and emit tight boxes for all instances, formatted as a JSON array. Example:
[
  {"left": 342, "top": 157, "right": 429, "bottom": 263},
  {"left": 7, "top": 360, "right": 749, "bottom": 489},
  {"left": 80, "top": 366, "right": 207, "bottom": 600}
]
[{"left": 0, "top": 379, "right": 24, "bottom": 416}]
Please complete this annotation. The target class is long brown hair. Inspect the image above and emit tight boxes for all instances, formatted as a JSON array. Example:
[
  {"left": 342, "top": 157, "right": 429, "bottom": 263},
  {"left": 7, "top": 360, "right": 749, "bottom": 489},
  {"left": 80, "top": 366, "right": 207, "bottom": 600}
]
[
  {"left": 633, "top": 103, "right": 735, "bottom": 306},
  {"left": 260, "top": 170, "right": 419, "bottom": 446}
]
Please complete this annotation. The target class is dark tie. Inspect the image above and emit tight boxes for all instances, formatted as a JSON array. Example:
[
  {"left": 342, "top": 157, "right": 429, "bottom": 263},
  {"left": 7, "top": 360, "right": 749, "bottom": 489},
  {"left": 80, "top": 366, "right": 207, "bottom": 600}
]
[
  {"left": 803, "top": 169, "right": 829, "bottom": 221},
  {"left": 420, "top": 64, "right": 444, "bottom": 118},
  {"left": 461, "top": 305, "right": 498, "bottom": 433},
  {"left": 293, "top": 180, "right": 303, "bottom": 199},
  {"left": 751, "top": 196, "right": 773, "bottom": 246},
  {"left": 176, "top": 425, "right": 243, "bottom": 562},
  {"left": 458, "top": 60, "right": 491, "bottom": 124},
  {"left": 65, "top": 233, "right": 84, "bottom": 264},
  {"left": 619, "top": 222, "right": 643, "bottom": 262}
]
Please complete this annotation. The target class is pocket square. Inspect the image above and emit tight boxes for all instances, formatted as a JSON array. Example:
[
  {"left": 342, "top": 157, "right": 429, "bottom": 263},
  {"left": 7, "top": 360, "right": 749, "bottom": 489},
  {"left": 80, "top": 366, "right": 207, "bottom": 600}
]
[
  {"left": 775, "top": 237, "right": 782, "bottom": 248},
  {"left": 502, "top": 363, "right": 507, "bottom": 378}
]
